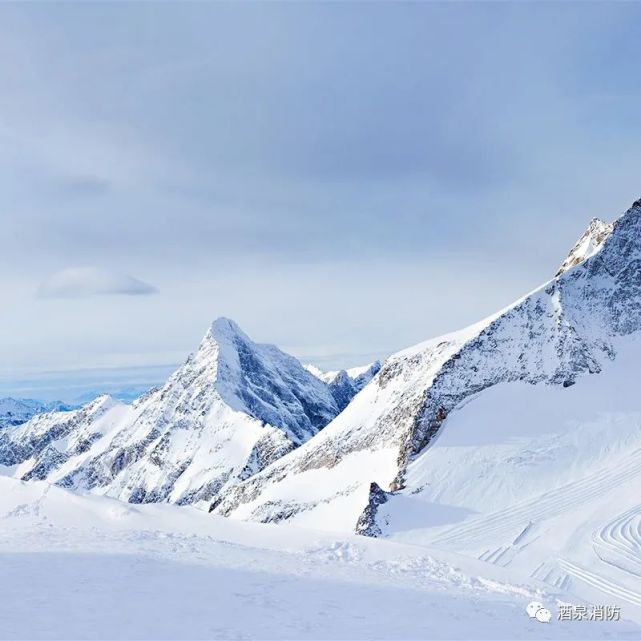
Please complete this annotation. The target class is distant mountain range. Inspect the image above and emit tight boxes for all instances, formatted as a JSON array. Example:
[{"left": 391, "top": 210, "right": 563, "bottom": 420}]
[{"left": 0, "top": 398, "right": 73, "bottom": 428}]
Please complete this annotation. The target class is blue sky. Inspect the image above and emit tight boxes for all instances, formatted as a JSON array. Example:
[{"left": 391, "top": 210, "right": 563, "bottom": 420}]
[{"left": 2, "top": 3, "right": 641, "bottom": 400}]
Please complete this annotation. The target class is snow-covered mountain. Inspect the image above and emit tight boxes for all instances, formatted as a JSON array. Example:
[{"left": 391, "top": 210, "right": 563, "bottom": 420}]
[
  {"left": 0, "top": 318, "right": 340, "bottom": 506},
  {"left": 213, "top": 198, "right": 641, "bottom": 543},
  {"left": 305, "top": 361, "right": 381, "bottom": 411},
  {"left": 0, "top": 398, "right": 73, "bottom": 428}
]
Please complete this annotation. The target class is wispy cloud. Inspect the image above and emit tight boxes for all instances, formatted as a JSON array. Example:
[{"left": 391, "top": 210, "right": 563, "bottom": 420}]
[{"left": 37, "top": 267, "right": 158, "bottom": 299}]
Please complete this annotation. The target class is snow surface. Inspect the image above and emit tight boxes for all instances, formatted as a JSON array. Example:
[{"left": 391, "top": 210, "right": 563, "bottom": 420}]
[
  {"left": 371, "top": 334, "right": 641, "bottom": 625},
  {"left": 1, "top": 477, "right": 637, "bottom": 640}
]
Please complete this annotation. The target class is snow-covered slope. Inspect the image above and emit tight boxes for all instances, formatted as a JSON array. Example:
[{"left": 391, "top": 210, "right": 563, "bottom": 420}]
[
  {"left": 2, "top": 476, "right": 637, "bottom": 639},
  {"left": 373, "top": 338, "right": 641, "bottom": 623},
  {"left": 0, "top": 397, "right": 73, "bottom": 428},
  {"left": 214, "top": 199, "right": 641, "bottom": 538},
  {"left": 0, "top": 319, "right": 340, "bottom": 506}
]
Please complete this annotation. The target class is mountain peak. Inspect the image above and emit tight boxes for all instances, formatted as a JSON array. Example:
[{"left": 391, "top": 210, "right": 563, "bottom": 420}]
[
  {"left": 556, "top": 215, "right": 614, "bottom": 277},
  {"left": 182, "top": 317, "right": 341, "bottom": 445},
  {"left": 209, "top": 317, "right": 249, "bottom": 342}
]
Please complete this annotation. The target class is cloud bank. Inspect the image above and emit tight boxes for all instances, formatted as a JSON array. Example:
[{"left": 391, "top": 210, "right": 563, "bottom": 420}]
[
  {"left": 1, "top": 3, "right": 640, "bottom": 375},
  {"left": 37, "top": 267, "right": 158, "bottom": 299}
]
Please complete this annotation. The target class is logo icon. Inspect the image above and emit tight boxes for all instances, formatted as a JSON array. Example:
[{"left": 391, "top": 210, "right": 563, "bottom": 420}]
[
  {"left": 527, "top": 601, "right": 552, "bottom": 623},
  {"left": 536, "top": 608, "right": 552, "bottom": 623}
]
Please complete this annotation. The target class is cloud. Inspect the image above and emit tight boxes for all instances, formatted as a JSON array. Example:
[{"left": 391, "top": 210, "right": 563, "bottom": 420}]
[
  {"left": 62, "top": 175, "right": 112, "bottom": 198},
  {"left": 2, "top": 3, "right": 641, "bottom": 377},
  {"left": 37, "top": 267, "right": 158, "bottom": 299}
]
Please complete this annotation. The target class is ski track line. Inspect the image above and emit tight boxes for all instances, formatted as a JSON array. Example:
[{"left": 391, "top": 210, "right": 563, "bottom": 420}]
[
  {"left": 557, "top": 558, "right": 641, "bottom": 607},
  {"left": 428, "top": 448, "right": 641, "bottom": 549},
  {"left": 592, "top": 503, "right": 641, "bottom": 577}
]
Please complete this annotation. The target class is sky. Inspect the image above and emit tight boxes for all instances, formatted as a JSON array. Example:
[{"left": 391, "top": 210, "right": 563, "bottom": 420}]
[{"left": 2, "top": 2, "right": 641, "bottom": 400}]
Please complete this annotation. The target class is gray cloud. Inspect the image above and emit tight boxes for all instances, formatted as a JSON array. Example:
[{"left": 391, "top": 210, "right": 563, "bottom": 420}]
[
  {"left": 37, "top": 267, "right": 158, "bottom": 299},
  {"left": 62, "top": 175, "right": 112, "bottom": 198},
  {"left": 0, "top": 3, "right": 640, "bottom": 379}
]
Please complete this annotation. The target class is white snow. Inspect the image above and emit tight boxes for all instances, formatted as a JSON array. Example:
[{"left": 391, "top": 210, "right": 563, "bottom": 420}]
[
  {"left": 0, "top": 477, "right": 637, "bottom": 640},
  {"left": 372, "top": 334, "right": 641, "bottom": 625}
]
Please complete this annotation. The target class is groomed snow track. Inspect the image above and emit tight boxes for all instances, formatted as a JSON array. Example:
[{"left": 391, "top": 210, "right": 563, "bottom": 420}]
[
  {"left": 557, "top": 558, "right": 641, "bottom": 607},
  {"left": 428, "top": 448, "right": 641, "bottom": 551},
  {"left": 424, "top": 450, "right": 641, "bottom": 611},
  {"left": 593, "top": 504, "right": 641, "bottom": 577}
]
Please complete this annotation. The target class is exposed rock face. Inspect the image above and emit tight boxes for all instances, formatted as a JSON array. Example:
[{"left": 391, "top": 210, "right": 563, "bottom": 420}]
[
  {"left": 212, "top": 200, "right": 641, "bottom": 533},
  {"left": 355, "top": 482, "right": 390, "bottom": 537},
  {"left": 556, "top": 217, "right": 614, "bottom": 276},
  {"left": 0, "top": 319, "right": 340, "bottom": 507}
]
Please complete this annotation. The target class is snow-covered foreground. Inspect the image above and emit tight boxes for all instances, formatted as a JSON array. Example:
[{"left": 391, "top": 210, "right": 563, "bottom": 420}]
[{"left": 1, "top": 478, "right": 637, "bottom": 640}]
